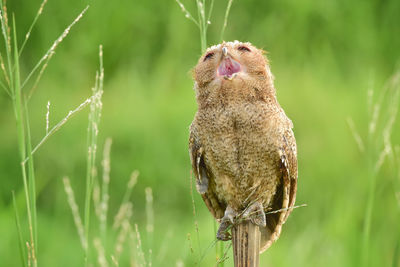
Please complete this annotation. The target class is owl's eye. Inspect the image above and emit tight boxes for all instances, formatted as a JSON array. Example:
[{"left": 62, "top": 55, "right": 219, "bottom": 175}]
[
  {"left": 237, "top": 46, "right": 251, "bottom": 52},
  {"left": 204, "top": 52, "right": 214, "bottom": 61}
]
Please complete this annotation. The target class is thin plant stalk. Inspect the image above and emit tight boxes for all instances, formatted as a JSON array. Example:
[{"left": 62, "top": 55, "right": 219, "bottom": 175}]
[
  {"left": 12, "top": 191, "right": 27, "bottom": 267},
  {"left": 100, "top": 138, "right": 112, "bottom": 248},
  {"left": 93, "top": 238, "right": 108, "bottom": 267},
  {"left": 189, "top": 173, "right": 202, "bottom": 262},
  {"left": 218, "top": 240, "right": 224, "bottom": 267},
  {"left": 1, "top": 2, "right": 90, "bottom": 266},
  {"left": 207, "top": 0, "right": 215, "bottom": 28},
  {"left": 19, "top": 0, "right": 48, "bottom": 56},
  {"left": 63, "top": 177, "right": 87, "bottom": 250},
  {"left": 84, "top": 45, "right": 104, "bottom": 266},
  {"left": 196, "top": 0, "right": 206, "bottom": 52},
  {"left": 121, "top": 171, "right": 139, "bottom": 206},
  {"left": 0, "top": 52, "right": 11, "bottom": 90},
  {"left": 0, "top": 76, "right": 10, "bottom": 95},
  {"left": 112, "top": 219, "right": 131, "bottom": 265},
  {"left": 113, "top": 171, "right": 138, "bottom": 230},
  {"left": 215, "top": 243, "right": 231, "bottom": 267},
  {"left": 23, "top": 96, "right": 93, "bottom": 163},
  {"left": 175, "top": 0, "right": 199, "bottom": 27},
  {"left": 361, "top": 127, "right": 376, "bottom": 267},
  {"left": 134, "top": 223, "right": 147, "bottom": 266},
  {"left": 9, "top": 15, "right": 38, "bottom": 267},
  {"left": 220, "top": 0, "right": 233, "bottom": 42},
  {"left": 84, "top": 82, "right": 96, "bottom": 264},
  {"left": 24, "top": 98, "right": 38, "bottom": 254},
  {"left": 357, "top": 73, "right": 400, "bottom": 266},
  {"left": 212, "top": 220, "right": 225, "bottom": 267},
  {"left": 25, "top": 6, "right": 88, "bottom": 100},
  {"left": 0, "top": 2, "right": 13, "bottom": 93},
  {"left": 145, "top": 187, "right": 154, "bottom": 253},
  {"left": 213, "top": 220, "right": 218, "bottom": 260},
  {"left": 22, "top": 6, "right": 89, "bottom": 92},
  {"left": 175, "top": 0, "right": 216, "bottom": 53}
]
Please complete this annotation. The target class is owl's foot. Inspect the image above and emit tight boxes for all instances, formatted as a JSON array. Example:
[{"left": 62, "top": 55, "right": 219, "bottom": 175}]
[
  {"left": 242, "top": 201, "right": 266, "bottom": 227},
  {"left": 217, "top": 206, "right": 236, "bottom": 241}
]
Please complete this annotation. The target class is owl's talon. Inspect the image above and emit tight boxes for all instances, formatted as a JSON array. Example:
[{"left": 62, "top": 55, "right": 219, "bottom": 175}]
[
  {"left": 216, "top": 206, "right": 237, "bottom": 241},
  {"left": 243, "top": 201, "right": 266, "bottom": 227},
  {"left": 217, "top": 220, "right": 231, "bottom": 241}
]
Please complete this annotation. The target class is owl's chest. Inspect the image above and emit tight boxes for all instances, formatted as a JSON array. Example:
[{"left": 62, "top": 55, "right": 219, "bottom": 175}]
[
  {"left": 196, "top": 103, "right": 281, "bottom": 176},
  {"left": 197, "top": 102, "right": 277, "bottom": 143}
]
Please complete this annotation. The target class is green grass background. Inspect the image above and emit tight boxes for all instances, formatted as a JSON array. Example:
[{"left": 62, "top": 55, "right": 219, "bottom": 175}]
[{"left": 1, "top": 0, "right": 400, "bottom": 266}]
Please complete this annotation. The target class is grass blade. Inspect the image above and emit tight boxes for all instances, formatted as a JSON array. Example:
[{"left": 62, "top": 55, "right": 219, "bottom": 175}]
[
  {"left": 22, "top": 96, "right": 92, "bottom": 163},
  {"left": 220, "top": 0, "right": 234, "bottom": 42},
  {"left": 22, "top": 6, "right": 89, "bottom": 93},
  {"left": 0, "top": 78, "right": 12, "bottom": 96},
  {"left": 24, "top": 99, "right": 38, "bottom": 256},
  {"left": 12, "top": 14, "right": 37, "bottom": 267},
  {"left": 361, "top": 72, "right": 400, "bottom": 266},
  {"left": 145, "top": 186, "right": 154, "bottom": 262},
  {"left": 195, "top": 0, "right": 204, "bottom": 52},
  {"left": 0, "top": 1, "right": 13, "bottom": 92},
  {"left": 113, "top": 171, "right": 138, "bottom": 229},
  {"left": 207, "top": 0, "right": 215, "bottom": 27},
  {"left": 0, "top": 52, "right": 11, "bottom": 90},
  {"left": 189, "top": 172, "right": 202, "bottom": 263},
  {"left": 84, "top": 45, "right": 104, "bottom": 266},
  {"left": 100, "top": 138, "right": 112, "bottom": 248},
  {"left": 12, "top": 191, "right": 27, "bottom": 267},
  {"left": 63, "top": 176, "right": 87, "bottom": 251},
  {"left": 175, "top": 0, "right": 199, "bottom": 27},
  {"left": 19, "top": 0, "right": 48, "bottom": 56}
]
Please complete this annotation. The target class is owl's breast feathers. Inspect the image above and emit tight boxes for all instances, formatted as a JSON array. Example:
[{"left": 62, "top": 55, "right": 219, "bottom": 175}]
[{"left": 189, "top": 96, "right": 297, "bottom": 252}]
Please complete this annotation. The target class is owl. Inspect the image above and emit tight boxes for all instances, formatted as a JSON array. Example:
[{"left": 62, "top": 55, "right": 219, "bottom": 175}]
[{"left": 188, "top": 41, "right": 298, "bottom": 252}]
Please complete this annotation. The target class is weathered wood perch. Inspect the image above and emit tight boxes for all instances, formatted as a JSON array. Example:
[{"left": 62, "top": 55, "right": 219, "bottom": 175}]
[{"left": 232, "top": 221, "right": 260, "bottom": 267}]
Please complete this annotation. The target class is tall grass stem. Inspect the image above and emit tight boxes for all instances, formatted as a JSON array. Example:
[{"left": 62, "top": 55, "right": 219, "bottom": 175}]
[
  {"left": 100, "top": 138, "right": 112, "bottom": 248},
  {"left": 12, "top": 191, "right": 27, "bottom": 267},
  {"left": 84, "top": 44, "right": 104, "bottom": 266},
  {"left": 220, "top": 0, "right": 233, "bottom": 42},
  {"left": 18, "top": 0, "right": 48, "bottom": 56},
  {"left": 22, "top": 6, "right": 89, "bottom": 93},
  {"left": 63, "top": 176, "right": 87, "bottom": 250}
]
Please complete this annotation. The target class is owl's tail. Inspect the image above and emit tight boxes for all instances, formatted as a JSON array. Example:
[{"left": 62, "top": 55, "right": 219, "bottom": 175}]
[
  {"left": 259, "top": 186, "right": 295, "bottom": 253},
  {"left": 259, "top": 219, "right": 283, "bottom": 253}
]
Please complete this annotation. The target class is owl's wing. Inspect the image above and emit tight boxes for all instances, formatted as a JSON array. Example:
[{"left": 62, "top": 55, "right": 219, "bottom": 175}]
[
  {"left": 281, "top": 128, "right": 298, "bottom": 220},
  {"left": 260, "top": 127, "right": 298, "bottom": 252},
  {"left": 189, "top": 130, "right": 226, "bottom": 219}
]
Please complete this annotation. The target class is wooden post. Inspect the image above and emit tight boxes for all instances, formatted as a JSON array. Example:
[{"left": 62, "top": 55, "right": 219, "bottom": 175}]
[{"left": 232, "top": 221, "right": 260, "bottom": 267}]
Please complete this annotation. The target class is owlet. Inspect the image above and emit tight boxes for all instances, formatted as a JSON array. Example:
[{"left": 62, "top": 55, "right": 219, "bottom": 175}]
[{"left": 189, "top": 41, "right": 298, "bottom": 252}]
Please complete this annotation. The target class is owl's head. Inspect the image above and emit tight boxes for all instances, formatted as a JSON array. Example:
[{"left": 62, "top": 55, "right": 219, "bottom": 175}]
[{"left": 193, "top": 41, "right": 274, "bottom": 93}]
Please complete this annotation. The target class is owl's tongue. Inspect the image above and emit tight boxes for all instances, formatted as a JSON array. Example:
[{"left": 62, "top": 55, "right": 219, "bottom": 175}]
[{"left": 218, "top": 58, "right": 241, "bottom": 78}]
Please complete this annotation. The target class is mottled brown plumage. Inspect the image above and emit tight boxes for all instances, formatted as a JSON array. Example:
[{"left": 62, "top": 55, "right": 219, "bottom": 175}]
[{"left": 189, "top": 41, "right": 297, "bottom": 253}]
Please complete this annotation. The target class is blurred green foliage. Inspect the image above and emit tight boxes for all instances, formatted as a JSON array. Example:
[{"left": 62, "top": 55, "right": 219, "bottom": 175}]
[{"left": 0, "top": 0, "right": 400, "bottom": 266}]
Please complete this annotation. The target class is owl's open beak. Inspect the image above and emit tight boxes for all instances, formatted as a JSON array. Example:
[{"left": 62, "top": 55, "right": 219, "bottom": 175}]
[
  {"left": 222, "top": 47, "right": 228, "bottom": 57},
  {"left": 218, "top": 49, "right": 241, "bottom": 80}
]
